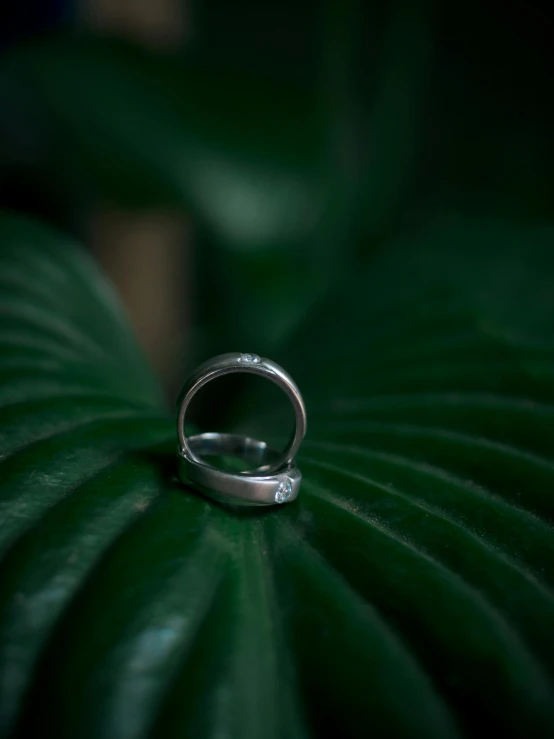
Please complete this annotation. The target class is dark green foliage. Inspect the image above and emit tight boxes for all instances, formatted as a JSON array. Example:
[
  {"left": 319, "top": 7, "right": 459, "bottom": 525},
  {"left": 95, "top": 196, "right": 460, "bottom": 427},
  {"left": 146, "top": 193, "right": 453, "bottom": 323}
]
[{"left": 1, "top": 214, "right": 554, "bottom": 738}]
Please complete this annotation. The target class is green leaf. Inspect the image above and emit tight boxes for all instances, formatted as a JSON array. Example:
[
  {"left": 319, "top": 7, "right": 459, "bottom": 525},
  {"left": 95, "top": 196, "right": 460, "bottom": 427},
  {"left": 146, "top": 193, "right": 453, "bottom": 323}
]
[
  {"left": 0, "top": 35, "right": 326, "bottom": 251},
  {"left": 0, "top": 5, "right": 438, "bottom": 350},
  {"left": 1, "top": 211, "right": 554, "bottom": 738},
  {"left": 0, "top": 33, "right": 331, "bottom": 350}
]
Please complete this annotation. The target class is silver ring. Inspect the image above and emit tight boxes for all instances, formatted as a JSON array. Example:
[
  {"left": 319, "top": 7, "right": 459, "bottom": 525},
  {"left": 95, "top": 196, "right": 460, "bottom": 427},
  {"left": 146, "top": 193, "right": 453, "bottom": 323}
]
[
  {"left": 176, "top": 353, "right": 306, "bottom": 473},
  {"left": 177, "top": 432, "right": 301, "bottom": 506}
]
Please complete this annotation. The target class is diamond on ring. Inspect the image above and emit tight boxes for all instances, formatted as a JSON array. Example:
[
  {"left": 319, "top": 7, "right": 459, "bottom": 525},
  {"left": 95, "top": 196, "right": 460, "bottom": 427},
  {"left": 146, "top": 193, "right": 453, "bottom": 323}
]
[
  {"left": 275, "top": 479, "right": 293, "bottom": 504},
  {"left": 239, "top": 353, "right": 261, "bottom": 364}
]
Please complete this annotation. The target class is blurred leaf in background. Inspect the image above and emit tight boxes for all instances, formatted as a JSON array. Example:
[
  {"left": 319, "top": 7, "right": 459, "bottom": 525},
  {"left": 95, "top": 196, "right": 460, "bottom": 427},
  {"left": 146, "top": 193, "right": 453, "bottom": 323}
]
[
  {"left": 2, "top": 1, "right": 552, "bottom": 360},
  {"left": 0, "top": 31, "right": 330, "bottom": 352},
  {"left": 0, "top": 0, "right": 444, "bottom": 357}
]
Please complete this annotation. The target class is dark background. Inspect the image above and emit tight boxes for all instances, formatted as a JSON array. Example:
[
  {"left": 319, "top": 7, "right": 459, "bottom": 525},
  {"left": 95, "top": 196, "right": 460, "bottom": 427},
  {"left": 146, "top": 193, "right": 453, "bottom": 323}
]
[{"left": 1, "top": 0, "right": 552, "bottom": 394}]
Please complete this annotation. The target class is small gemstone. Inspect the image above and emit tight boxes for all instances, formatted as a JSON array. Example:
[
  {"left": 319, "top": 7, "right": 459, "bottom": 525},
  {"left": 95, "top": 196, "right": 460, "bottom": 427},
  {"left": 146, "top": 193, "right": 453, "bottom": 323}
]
[
  {"left": 239, "top": 353, "right": 261, "bottom": 364},
  {"left": 275, "top": 479, "right": 293, "bottom": 504}
]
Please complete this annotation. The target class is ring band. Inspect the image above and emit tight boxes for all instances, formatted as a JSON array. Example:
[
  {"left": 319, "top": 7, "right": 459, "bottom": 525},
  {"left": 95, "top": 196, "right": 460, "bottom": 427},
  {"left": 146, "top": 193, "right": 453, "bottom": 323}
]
[
  {"left": 176, "top": 353, "right": 306, "bottom": 474},
  {"left": 177, "top": 432, "right": 301, "bottom": 506}
]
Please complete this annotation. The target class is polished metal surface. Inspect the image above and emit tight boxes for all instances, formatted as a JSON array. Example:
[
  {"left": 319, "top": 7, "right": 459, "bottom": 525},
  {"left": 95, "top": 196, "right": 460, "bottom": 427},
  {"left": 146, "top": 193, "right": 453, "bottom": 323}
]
[
  {"left": 177, "top": 432, "right": 301, "bottom": 506},
  {"left": 176, "top": 352, "right": 306, "bottom": 474}
]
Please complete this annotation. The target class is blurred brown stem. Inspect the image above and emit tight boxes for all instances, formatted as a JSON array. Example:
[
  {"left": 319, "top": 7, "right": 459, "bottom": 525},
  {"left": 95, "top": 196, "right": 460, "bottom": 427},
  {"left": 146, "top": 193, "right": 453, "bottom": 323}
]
[{"left": 85, "top": 0, "right": 189, "bottom": 394}]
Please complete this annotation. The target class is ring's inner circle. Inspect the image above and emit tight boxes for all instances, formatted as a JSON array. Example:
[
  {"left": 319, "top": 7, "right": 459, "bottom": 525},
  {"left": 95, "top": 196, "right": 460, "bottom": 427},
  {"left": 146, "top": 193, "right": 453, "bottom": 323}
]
[
  {"left": 184, "top": 373, "right": 296, "bottom": 473},
  {"left": 188, "top": 434, "right": 284, "bottom": 475}
]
